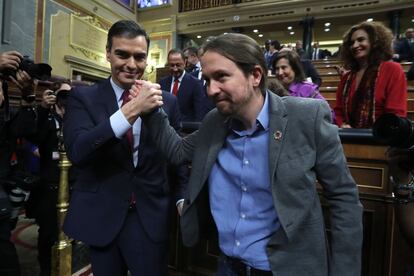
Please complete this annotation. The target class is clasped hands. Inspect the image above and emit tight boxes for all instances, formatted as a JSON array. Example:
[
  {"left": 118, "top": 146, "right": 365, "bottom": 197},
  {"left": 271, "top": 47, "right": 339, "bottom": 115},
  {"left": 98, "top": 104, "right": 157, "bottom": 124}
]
[{"left": 121, "top": 80, "right": 164, "bottom": 125}]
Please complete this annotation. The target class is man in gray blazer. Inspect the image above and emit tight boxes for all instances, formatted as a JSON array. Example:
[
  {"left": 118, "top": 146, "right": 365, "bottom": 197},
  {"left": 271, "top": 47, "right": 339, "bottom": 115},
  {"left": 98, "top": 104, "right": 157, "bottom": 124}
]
[{"left": 134, "top": 33, "right": 363, "bottom": 276}]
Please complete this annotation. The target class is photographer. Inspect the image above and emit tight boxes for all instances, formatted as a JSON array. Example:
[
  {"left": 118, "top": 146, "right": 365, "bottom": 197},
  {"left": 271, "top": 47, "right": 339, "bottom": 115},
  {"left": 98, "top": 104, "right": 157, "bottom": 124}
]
[
  {"left": 0, "top": 50, "right": 38, "bottom": 276},
  {"left": 26, "top": 80, "right": 73, "bottom": 276}
]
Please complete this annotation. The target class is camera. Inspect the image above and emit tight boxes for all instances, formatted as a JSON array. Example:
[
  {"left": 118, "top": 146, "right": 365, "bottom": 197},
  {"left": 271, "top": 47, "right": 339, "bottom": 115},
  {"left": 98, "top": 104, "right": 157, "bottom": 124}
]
[
  {"left": 46, "top": 90, "right": 55, "bottom": 96},
  {"left": 1, "top": 55, "right": 52, "bottom": 81},
  {"left": 372, "top": 113, "right": 414, "bottom": 148}
]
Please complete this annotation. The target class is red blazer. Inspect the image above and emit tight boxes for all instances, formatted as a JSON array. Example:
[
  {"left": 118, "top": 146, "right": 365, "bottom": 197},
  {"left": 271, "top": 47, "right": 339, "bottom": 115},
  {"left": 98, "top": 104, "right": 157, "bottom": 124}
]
[{"left": 334, "top": 61, "right": 407, "bottom": 127}]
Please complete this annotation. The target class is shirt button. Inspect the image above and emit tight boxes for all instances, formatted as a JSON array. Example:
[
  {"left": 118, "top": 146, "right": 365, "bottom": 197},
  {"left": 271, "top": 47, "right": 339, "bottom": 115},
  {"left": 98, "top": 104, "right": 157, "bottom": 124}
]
[
  {"left": 241, "top": 186, "right": 247, "bottom": 192},
  {"left": 241, "top": 213, "right": 246, "bottom": 219},
  {"left": 235, "top": 240, "right": 240, "bottom": 246},
  {"left": 244, "top": 159, "right": 249, "bottom": 165}
]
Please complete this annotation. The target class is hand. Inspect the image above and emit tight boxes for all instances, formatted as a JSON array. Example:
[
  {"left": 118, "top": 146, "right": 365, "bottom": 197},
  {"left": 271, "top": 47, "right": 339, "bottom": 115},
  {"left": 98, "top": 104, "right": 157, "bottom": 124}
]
[
  {"left": 41, "top": 89, "right": 56, "bottom": 108},
  {"left": 177, "top": 201, "right": 184, "bottom": 216},
  {"left": 0, "top": 51, "right": 22, "bottom": 71},
  {"left": 341, "top": 123, "right": 352, "bottom": 128},
  {"left": 121, "top": 80, "right": 163, "bottom": 124},
  {"left": 9, "top": 70, "right": 34, "bottom": 91}
]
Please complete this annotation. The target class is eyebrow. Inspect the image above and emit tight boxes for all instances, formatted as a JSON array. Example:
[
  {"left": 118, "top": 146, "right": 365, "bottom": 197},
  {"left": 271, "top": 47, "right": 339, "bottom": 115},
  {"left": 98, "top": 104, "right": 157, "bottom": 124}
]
[{"left": 114, "top": 49, "right": 147, "bottom": 58}]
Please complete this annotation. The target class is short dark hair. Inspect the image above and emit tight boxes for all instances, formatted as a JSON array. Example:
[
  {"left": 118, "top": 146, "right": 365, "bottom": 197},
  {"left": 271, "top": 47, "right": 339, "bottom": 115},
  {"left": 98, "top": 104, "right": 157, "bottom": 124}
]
[
  {"left": 273, "top": 51, "right": 306, "bottom": 83},
  {"left": 341, "top": 21, "right": 393, "bottom": 71},
  {"left": 106, "top": 20, "right": 150, "bottom": 52},
  {"left": 183, "top": 46, "right": 199, "bottom": 57},
  {"left": 270, "top": 40, "right": 281, "bottom": 50},
  {"left": 201, "top": 33, "right": 267, "bottom": 94},
  {"left": 168, "top": 49, "right": 186, "bottom": 61}
]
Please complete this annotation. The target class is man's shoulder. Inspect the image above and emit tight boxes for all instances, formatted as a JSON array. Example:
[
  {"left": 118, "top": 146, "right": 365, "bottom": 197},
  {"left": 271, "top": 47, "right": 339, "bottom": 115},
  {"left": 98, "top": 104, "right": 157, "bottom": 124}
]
[
  {"left": 72, "top": 79, "right": 106, "bottom": 96},
  {"left": 273, "top": 93, "right": 323, "bottom": 116}
]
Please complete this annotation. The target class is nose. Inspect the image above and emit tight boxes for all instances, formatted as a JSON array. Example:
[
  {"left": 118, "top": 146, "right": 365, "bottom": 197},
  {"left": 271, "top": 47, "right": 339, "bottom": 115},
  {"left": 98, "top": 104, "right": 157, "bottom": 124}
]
[
  {"left": 207, "top": 80, "right": 220, "bottom": 98},
  {"left": 351, "top": 40, "right": 359, "bottom": 49},
  {"left": 126, "top": 57, "right": 137, "bottom": 70},
  {"left": 276, "top": 68, "right": 283, "bottom": 77}
]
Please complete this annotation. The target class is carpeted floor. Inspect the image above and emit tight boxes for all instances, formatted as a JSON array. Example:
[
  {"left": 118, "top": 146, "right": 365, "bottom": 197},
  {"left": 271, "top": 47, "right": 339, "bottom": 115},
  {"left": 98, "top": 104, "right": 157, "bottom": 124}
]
[
  {"left": 11, "top": 214, "right": 92, "bottom": 276},
  {"left": 12, "top": 216, "right": 40, "bottom": 276}
]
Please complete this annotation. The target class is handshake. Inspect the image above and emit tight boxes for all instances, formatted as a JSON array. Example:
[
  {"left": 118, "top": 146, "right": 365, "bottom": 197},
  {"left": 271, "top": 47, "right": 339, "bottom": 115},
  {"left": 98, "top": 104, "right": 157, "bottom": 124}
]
[{"left": 121, "top": 80, "right": 164, "bottom": 124}]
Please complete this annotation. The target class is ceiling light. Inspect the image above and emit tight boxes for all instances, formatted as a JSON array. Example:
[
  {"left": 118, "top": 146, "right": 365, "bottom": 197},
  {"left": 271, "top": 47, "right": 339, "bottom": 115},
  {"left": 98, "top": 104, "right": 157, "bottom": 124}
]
[
  {"left": 324, "top": 22, "right": 331, "bottom": 27},
  {"left": 258, "top": 34, "right": 264, "bottom": 37},
  {"left": 197, "top": 35, "right": 202, "bottom": 39},
  {"left": 253, "top": 29, "right": 258, "bottom": 33},
  {"left": 287, "top": 26, "right": 293, "bottom": 30},
  {"left": 324, "top": 28, "right": 330, "bottom": 32},
  {"left": 411, "top": 18, "right": 414, "bottom": 22},
  {"left": 367, "top": 18, "right": 373, "bottom": 22},
  {"left": 289, "top": 31, "right": 295, "bottom": 35}
]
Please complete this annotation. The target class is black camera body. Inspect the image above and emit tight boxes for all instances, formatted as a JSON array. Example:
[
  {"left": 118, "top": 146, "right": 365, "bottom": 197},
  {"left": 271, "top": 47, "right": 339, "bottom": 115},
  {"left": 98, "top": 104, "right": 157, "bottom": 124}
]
[
  {"left": 372, "top": 113, "right": 414, "bottom": 148},
  {"left": 1, "top": 55, "right": 52, "bottom": 81}
]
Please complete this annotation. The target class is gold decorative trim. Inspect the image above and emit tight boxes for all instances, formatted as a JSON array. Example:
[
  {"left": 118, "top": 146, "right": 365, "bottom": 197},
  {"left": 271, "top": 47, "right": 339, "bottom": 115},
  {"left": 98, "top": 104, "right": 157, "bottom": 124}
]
[
  {"left": 69, "top": 14, "right": 108, "bottom": 61},
  {"left": 348, "top": 164, "right": 385, "bottom": 190},
  {"left": 69, "top": 44, "right": 103, "bottom": 62}
]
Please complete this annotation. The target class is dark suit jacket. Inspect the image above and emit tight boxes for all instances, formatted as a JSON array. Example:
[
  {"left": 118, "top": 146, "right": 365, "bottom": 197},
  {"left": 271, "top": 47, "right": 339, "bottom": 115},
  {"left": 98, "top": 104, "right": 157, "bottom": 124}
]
[
  {"left": 301, "top": 59, "right": 322, "bottom": 87},
  {"left": 159, "top": 73, "right": 207, "bottom": 122},
  {"left": 310, "top": 48, "right": 326, "bottom": 60},
  {"left": 143, "top": 92, "right": 363, "bottom": 275},
  {"left": 190, "top": 70, "right": 215, "bottom": 113},
  {"left": 396, "top": 38, "right": 414, "bottom": 62},
  {"left": 62, "top": 78, "right": 185, "bottom": 247}
]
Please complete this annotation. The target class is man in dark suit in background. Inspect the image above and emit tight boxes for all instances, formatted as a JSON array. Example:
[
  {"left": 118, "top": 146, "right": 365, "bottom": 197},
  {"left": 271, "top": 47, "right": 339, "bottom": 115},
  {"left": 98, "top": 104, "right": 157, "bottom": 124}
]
[
  {"left": 311, "top": 42, "right": 327, "bottom": 60},
  {"left": 159, "top": 49, "right": 207, "bottom": 122},
  {"left": 183, "top": 46, "right": 201, "bottom": 73},
  {"left": 63, "top": 20, "right": 185, "bottom": 276},
  {"left": 394, "top": 28, "right": 414, "bottom": 62}
]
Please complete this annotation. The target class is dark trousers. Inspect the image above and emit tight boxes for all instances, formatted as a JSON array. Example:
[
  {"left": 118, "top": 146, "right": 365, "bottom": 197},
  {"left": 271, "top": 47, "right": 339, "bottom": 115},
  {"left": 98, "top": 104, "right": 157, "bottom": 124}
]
[
  {"left": 35, "top": 188, "right": 58, "bottom": 276},
  {"left": 216, "top": 254, "right": 273, "bottom": 276},
  {"left": 89, "top": 211, "right": 168, "bottom": 276},
  {"left": 0, "top": 218, "right": 21, "bottom": 276}
]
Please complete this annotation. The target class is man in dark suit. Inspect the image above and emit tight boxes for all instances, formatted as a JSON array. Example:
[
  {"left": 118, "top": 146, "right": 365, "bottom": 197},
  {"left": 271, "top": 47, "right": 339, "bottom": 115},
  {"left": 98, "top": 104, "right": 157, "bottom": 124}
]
[
  {"left": 137, "top": 33, "right": 363, "bottom": 275},
  {"left": 395, "top": 28, "right": 414, "bottom": 62},
  {"left": 159, "top": 49, "right": 207, "bottom": 122},
  {"left": 63, "top": 20, "right": 185, "bottom": 276},
  {"left": 311, "top": 42, "right": 327, "bottom": 60},
  {"left": 183, "top": 46, "right": 201, "bottom": 73}
]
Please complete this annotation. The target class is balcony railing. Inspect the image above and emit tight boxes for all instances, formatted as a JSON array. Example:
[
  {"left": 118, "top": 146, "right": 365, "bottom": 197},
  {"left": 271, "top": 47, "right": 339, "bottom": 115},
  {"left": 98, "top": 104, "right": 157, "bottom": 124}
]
[{"left": 180, "top": 0, "right": 255, "bottom": 12}]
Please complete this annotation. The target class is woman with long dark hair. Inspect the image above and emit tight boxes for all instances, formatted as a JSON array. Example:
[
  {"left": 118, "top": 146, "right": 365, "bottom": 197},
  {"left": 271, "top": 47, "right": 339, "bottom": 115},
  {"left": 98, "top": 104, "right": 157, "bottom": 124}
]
[{"left": 334, "top": 21, "right": 407, "bottom": 128}]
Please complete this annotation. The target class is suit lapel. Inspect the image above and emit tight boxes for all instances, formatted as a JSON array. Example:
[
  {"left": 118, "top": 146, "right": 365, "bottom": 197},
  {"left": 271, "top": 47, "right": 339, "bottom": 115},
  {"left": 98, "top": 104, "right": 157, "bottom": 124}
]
[
  {"left": 97, "top": 79, "right": 134, "bottom": 168},
  {"left": 192, "top": 113, "right": 228, "bottom": 200},
  {"left": 267, "top": 93, "right": 288, "bottom": 184}
]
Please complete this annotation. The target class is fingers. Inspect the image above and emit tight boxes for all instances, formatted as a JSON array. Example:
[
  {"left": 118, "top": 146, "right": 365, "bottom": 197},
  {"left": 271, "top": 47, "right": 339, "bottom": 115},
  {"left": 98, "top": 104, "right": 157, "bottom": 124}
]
[{"left": 0, "top": 51, "right": 22, "bottom": 71}]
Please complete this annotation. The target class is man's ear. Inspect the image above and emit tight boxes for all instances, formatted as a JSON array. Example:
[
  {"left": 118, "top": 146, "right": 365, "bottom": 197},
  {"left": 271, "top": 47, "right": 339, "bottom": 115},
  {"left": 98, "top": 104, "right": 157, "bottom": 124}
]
[
  {"left": 106, "top": 47, "right": 111, "bottom": 62},
  {"left": 252, "top": 65, "right": 263, "bottom": 88}
]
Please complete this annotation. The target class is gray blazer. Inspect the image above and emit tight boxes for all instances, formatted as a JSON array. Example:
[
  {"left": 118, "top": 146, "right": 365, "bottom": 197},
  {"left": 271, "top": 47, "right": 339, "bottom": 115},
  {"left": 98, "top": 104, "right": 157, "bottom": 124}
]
[{"left": 144, "top": 92, "right": 363, "bottom": 276}]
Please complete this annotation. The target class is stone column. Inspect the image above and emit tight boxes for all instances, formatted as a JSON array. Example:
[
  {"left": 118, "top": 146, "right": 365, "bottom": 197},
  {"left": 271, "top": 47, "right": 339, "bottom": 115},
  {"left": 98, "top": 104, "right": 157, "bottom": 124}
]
[
  {"left": 301, "top": 16, "right": 314, "bottom": 59},
  {"left": 388, "top": 10, "right": 401, "bottom": 38}
]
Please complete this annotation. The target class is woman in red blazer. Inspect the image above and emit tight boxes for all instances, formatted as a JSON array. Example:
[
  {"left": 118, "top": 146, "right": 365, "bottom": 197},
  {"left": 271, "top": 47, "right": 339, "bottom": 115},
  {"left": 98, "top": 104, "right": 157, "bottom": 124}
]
[{"left": 334, "top": 21, "right": 407, "bottom": 128}]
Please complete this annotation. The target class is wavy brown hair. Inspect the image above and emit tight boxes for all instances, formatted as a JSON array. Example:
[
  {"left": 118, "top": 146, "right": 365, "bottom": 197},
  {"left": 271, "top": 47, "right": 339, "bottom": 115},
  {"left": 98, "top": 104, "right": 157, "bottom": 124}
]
[{"left": 340, "top": 21, "right": 393, "bottom": 71}]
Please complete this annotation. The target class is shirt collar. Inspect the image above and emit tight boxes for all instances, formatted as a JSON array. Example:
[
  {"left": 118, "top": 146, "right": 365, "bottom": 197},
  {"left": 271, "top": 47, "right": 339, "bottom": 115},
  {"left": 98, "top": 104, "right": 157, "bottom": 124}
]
[
  {"left": 110, "top": 77, "right": 126, "bottom": 103},
  {"left": 175, "top": 71, "right": 185, "bottom": 82},
  {"left": 229, "top": 92, "right": 269, "bottom": 136}
]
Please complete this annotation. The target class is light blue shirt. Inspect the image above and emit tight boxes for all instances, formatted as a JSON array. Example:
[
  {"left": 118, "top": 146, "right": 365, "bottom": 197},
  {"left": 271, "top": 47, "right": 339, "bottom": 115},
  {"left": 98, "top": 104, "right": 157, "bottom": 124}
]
[
  {"left": 209, "top": 93, "right": 280, "bottom": 270},
  {"left": 109, "top": 78, "right": 141, "bottom": 166}
]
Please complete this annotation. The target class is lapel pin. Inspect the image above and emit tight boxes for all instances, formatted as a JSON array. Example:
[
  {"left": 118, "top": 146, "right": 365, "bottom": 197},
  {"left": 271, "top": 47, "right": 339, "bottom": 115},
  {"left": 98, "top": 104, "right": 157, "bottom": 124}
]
[{"left": 273, "top": 130, "right": 282, "bottom": 141}]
